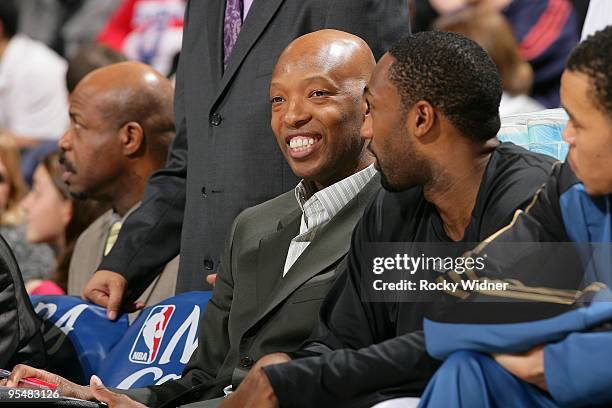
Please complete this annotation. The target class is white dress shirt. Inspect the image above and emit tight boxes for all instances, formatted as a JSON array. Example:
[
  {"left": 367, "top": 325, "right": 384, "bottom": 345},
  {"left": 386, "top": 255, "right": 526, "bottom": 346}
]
[{"left": 282, "top": 165, "right": 377, "bottom": 276}]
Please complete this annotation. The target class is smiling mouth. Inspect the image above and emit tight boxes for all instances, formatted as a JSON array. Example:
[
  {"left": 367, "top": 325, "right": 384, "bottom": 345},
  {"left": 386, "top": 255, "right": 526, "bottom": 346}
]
[{"left": 286, "top": 134, "right": 322, "bottom": 159}]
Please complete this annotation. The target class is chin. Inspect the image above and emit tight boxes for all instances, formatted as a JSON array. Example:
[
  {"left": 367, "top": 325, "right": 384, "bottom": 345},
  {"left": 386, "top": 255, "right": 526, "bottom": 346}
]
[
  {"left": 583, "top": 181, "right": 612, "bottom": 197},
  {"left": 380, "top": 174, "right": 401, "bottom": 192},
  {"left": 291, "top": 163, "right": 319, "bottom": 180}
]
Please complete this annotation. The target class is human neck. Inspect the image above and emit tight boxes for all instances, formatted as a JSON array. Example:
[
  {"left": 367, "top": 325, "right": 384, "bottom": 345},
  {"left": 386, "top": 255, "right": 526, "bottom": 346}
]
[
  {"left": 52, "top": 234, "right": 66, "bottom": 256},
  {"left": 423, "top": 139, "right": 498, "bottom": 241},
  {"left": 312, "top": 154, "right": 374, "bottom": 192}
]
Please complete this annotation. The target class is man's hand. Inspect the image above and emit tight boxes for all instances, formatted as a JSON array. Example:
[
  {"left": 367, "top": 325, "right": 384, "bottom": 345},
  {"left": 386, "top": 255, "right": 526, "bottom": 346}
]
[
  {"left": 493, "top": 346, "right": 547, "bottom": 390},
  {"left": 83, "top": 270, "right": 143, "bottom": 320},
  {"left": 1, "top": 364, "right": 94, "bottom": 401},
  {"left": 220, "top": 353, "right": 291, "bottom": 408},
  {"left": 90, "top": 375, "right": 146, "bottom": 408}
]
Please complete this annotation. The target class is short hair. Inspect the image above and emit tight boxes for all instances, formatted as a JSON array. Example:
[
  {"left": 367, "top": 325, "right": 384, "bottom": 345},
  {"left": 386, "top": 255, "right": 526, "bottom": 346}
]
[
  {"left": 66, "top": 45, "right": 128, "bottom": 93},
  {"left": 0, "top": 0, "right": 18, "bottom": 39},
  {"left": 388, "top": 31, "right": 502, "bottom": 142},
  {"left": 566, "top": 26, "right": 612, "bottom": 117}
]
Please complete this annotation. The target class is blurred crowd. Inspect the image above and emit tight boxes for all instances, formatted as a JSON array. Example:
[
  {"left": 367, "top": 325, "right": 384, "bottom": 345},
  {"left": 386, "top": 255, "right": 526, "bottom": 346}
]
[{"left": 0, "top": 0, "right": 186, "bottom": 295}]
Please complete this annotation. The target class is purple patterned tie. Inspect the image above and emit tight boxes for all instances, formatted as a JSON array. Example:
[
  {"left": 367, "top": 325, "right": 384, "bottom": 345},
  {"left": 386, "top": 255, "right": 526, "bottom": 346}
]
[{"left": 223, "top": 0, "right": 243, "bottom": 69}]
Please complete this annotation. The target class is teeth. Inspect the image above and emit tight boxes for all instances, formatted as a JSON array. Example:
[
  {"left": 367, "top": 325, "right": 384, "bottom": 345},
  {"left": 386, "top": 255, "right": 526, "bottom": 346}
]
[{"left": 289, "top": 137, "right": 316, "bottom": 149}]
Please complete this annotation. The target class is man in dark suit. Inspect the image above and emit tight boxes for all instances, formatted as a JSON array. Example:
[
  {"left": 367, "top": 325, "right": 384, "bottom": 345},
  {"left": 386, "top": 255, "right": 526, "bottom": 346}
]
[
  {"left": 82, "top": 0, "right": 410, "bottom": 320},
  {"left": 6, "top": 29, "right": 381, "bottom": 408}
]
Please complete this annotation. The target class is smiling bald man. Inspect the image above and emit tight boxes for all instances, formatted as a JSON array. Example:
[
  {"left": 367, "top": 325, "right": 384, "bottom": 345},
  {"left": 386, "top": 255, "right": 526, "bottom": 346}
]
[{"left": 6, "top": 29, "right": 381, "bottom": 408}]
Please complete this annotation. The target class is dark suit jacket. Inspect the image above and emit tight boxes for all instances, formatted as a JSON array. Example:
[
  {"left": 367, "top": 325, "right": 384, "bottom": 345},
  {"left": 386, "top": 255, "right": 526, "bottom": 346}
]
[
  {"left": 100, "top": 0, "right": 410, "bottom": 296},
  {"left": 121, "top": 176, "right": 380, "bottom": 408},
  {"left": 0, "top": 234, "right": 46, "bottom": 370}
]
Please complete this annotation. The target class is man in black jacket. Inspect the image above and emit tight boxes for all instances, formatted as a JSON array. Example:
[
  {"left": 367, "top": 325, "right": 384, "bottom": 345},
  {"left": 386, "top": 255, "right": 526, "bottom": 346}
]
[{"left": 0, "top": 234, "right": 45, "bottom": 370}]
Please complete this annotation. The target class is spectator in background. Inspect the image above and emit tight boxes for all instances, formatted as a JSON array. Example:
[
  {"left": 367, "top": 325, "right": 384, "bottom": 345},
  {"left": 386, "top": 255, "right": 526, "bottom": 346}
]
[
  {"left": 17, "top": 0, "right": 121, "bottom": 58},
  {"left": 62, "top": 61, "right": 178, "bottom": 313},
  {"left": 21, "top": 152, "right": 107, "bottom": 295},
  {"left": 20, "top": 44, "right": 128, "bottom": 186},
  {"left": 0, "top": 0, "right": 69, "bottom": 149},
  {"left": 65, "top": 44, "right": 127, "bottom": 93},
  {"left": 412, "top": 0, "right": 579, "bottom": 108},
  {"left": 0, "top": 138, "right": 55, "bottom": 285},
  {"left": 435, "top": 6, "right": 544, "bottom": 116},
  {"left": 98, "top": 0, "right": 185, "bottom": 76}
]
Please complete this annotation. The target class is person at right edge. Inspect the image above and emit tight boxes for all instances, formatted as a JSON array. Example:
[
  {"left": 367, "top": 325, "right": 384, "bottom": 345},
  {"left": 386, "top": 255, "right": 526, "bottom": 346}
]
[{"left": 84, "top": 0, "right": 411, "bottom": 320}]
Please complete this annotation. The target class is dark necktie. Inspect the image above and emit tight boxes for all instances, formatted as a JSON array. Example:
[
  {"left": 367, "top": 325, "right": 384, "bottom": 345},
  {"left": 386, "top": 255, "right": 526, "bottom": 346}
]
[{"left": 223, "top": 0, "right": 243, "bottom": 69}]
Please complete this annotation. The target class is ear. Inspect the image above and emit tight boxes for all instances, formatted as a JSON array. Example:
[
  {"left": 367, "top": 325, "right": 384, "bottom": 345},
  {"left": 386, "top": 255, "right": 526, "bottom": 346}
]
[
  {"left": 118, "top": 122, "right": 145, "bottom": 156},
  {"left": 411, "top": 100, "right": 436, "bottom": 139}
]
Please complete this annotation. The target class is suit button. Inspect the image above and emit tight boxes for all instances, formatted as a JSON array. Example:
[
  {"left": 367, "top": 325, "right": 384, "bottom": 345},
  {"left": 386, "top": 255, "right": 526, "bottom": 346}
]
[
  {"left": 239, "top": 356, "right": 253, "bottom": 368},
  {"left": 203, "top": 258, "right": 214, "bottom": 270},
  {"left": 201, "top": 186, "right": 207, "bottom": 197},
  {"left": 210, "top": 113, "right": 222, "bottom": 126}
]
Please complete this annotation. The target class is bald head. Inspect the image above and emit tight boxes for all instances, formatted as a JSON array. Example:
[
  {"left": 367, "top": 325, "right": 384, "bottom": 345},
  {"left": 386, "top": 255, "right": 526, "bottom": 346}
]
[
  {"left": 73, "top": 61, "right": 175, "bottom": 164},
  {"left": 274, "top": 29, "right": 375, "bottom": 92},
  {"left": 60, "top": 62, "right": 175, "bottom": 210},
  {"left": 269, "top": 30, "right": 375, "bottom": 188}
]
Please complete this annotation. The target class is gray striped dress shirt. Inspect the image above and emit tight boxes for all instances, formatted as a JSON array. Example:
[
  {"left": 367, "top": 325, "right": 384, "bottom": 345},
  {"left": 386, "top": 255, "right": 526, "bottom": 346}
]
[{"left": 282, "top": 165, "right": 377, "bottom": 276}]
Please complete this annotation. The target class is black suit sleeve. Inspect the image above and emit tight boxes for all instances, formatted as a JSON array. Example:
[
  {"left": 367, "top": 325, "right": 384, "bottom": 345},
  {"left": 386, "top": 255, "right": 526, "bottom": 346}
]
[{"left": 97, "top": 2, "right": 192, "bottom": 300}]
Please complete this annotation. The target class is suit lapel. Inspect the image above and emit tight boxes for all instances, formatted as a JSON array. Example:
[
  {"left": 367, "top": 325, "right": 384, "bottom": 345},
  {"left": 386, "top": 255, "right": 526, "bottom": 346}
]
[
  {"left": 207, "top": 0, "right": 225, "bottom": 86},
  {"left": 213, "top": 0, "right": 285, "bottom": 107},
  {"left": 250, "top": 176, "right": 381, "bottom": 326},
  {"left": 255, "top": 208, "right": 302, "bottom": 309}
]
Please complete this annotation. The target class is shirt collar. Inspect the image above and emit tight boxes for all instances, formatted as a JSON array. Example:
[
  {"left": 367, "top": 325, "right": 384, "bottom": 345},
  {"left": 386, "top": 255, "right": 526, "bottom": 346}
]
[{"left": 294, "top": 164, "right": 377, "bottom": 226}]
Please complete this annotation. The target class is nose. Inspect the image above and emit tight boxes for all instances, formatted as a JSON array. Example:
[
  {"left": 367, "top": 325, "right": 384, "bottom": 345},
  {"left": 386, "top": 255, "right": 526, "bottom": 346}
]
[
  {"left": 562, "top": 122, "right": 576, "bottom": 146},
  {"left": 283, "top": 98, "right": 311, "bottom": 128},
  {"left": 58, "top": 129, "right": 72, "bottom": 151},
  {"left": 361, "top": 111, "right": 373, "bottom": 140}
]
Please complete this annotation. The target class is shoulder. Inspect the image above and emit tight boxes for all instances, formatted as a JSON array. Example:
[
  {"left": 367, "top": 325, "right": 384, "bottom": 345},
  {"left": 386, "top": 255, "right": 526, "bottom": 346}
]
[
  {"left": 237, "top": 190, "right": 297, "bottom": 221},
  {"left": 229, "top": 190, "right": 298, "bottom": 236},
  {"left": 474, "top": 144, "right": 559, "bottom": 235},
  {"left": 490, "top": 142, "right": 558, "bottom": 177},
  {"left": 358, "top": 184, "right": 424, "bottom": 240},
  {"left": 483, "top": 143, "right": 558, "bottom": 200},
  {"left": 74, "top": 211, "right": 113, "bottom": 246}
]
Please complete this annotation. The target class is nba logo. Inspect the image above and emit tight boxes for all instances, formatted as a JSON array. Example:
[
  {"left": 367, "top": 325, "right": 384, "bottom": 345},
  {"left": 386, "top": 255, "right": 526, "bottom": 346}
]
[{"left": 129, "top": 305, "right": 176, "bottom": 364}]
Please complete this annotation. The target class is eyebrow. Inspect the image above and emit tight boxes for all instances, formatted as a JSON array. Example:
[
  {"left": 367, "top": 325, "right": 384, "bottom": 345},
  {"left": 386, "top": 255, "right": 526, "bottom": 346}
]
[{"left": 561, "top": 104, "right": 580, "bottom": 125}]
